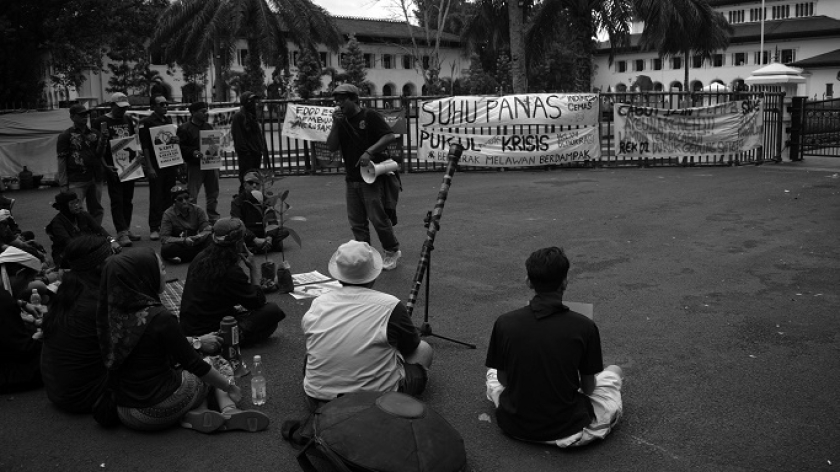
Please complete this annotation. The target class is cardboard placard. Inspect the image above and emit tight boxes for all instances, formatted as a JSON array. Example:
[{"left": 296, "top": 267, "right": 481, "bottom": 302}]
[
  {"left": 199, "top": 129, "right": 223, "bottom": 170},
  {"left": 149, "top": 124, "right": 183, "bottom": 168},
  {"left": 109, "top": 135, "right": 145, "bottom": 182}
]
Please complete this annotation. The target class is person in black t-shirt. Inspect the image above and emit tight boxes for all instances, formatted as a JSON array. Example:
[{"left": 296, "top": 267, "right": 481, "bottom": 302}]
[{"left": 485, "top": 246, "right": 624, "bottom": 447}]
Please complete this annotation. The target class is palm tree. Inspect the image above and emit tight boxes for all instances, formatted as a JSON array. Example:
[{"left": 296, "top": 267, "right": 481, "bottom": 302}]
[
  {"left": 151, "top": 0, "right": 343, "bottom": 102},
  {"left": 633, "top": 0, "right": 732, "bottom": 92}
]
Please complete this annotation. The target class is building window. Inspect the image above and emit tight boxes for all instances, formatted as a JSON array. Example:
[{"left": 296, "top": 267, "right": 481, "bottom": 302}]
[
  {"left": 402, "top": 54, "right": 413, "bottom": 69},
  {"left": 728, "top": 10, "right": 745, "bottom": 23},
  {"left": 319, "top": 52, "right": 328, "bottom": 67},
  {"left": 692, "top": 55, "right": 703, "bottom": 69},
  {"left": 617, "top": 61, "right": 627, "bottom": 73},
  {"left": 772, "top": 4, "right": 790, "bottom": 19},
  {"left": 795, "top": 2, "right": 814, "bottom": 17},
  {"left": 634, "top": 59, "right": 645, "bottom": 71},
  {"left": 383, "top": 54, "right": 393, "bottom": 69},
  {"left": 292, "top": 51, "right": 299, "bottom": 66},
  {"left": 780, "top": 48, "right": 796, "bottom": 64},
  {"left": 364, "top": 54, "right": 374, "bottom": 69},
  {"left": 749, "top": 7, "right": 765, "bottom": 22},
  {"left": 339, "top": 53, "right": 347, "bottom": 67},
  {"left": 149, "top": 46, "right": 166, "bottom": 66},
  {"left": 238, "top": 49, "right": 249, "bottom": 66},
  {"left": 733, "top": 52, "right": 747, "bottom": 66},
  {"left": 422, "top": 55, "right": 430, "bottom": 69},
  {"left": 653, "top": 58, "right": 662, "bottom": 71},
  {"left": 712, "top": 54, "right": 724, "bottom": 67},
  {"left": 754, "top": 50, "right": 770, "bottom": 66},
  {"left": 671, "top": 57, "right": 682, "bottom": 70},
  {"left": 827, "top": 84, "right": 834, "bottom": 98}
]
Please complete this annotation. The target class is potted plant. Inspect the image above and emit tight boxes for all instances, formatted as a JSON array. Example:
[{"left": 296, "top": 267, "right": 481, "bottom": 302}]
[{"left": 246, "top": 170, "right": 303, "bottom": 293}]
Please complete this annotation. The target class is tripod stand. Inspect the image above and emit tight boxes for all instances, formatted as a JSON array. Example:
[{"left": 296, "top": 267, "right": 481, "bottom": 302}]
[{"left": 406, "top": 144, "right": 475, "bottom": 349}]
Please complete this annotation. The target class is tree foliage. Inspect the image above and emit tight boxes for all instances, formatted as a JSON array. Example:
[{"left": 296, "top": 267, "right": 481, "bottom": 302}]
[
  {"left": 340, "top": 35, "right": 371, "bottom": 95},
  {"left": 294, "top": 49, "right": 324, "bottom": 100}
]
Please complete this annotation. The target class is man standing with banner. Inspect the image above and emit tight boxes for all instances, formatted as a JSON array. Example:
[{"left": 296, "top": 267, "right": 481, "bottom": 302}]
[
  {"left": 231, "top": 92, "right": 268, "bottom": 192},
  {"left": 92, "top": 92, "right": 147, "bottom": 247},
  {"left": 177, "top": 102, "right": 220, "bottom": 224},
  {"left": 138, "top": 94, "right": 181, "bottom": 241},
  {"left": 326, "top": 84, "right": 402, "bottom": 270}
]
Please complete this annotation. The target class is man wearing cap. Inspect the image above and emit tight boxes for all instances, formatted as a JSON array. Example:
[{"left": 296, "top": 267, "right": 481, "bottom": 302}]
[
  {"left": 180, "top": 218, "right": 286, "bottom": 346},
  {"left": 301, "top": 240, "right": 432, "bottom": 409},
  {"left": 138, "top": 94, "right": 180, "bottom": 241},
  {"left": 231, "top": 170, "right": 289, "bottom": 252},
  {"left": 231, "top": 91, "right": 268, "bottom": 191},
  {"left": 159, "top": 185, "right": 212, "bottom": 263},
  {"left": 92, "top": 92, "right": 147, "bottom": 247},
  {"left": 56, "top": 103, "right": 105, "bottom": 225},
  {"left": 326, "top": 84, "right": 402, "bottom": 270},
  {"left": 177, "top": 102, "right": 220, "bottom": 224}
]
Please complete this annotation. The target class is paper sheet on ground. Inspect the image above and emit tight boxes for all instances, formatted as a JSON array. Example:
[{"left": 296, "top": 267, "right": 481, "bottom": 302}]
[
  {"left": 290, "top": 281, "right": 342, "bottom": 300},
  {"left": 292, "top": 270, "right": 332, "bottom": 285}
]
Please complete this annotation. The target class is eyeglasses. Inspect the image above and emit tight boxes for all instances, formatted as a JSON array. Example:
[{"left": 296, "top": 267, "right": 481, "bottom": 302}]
[{"left": 175, "top": 196, "right": 190, "bottom": 202}]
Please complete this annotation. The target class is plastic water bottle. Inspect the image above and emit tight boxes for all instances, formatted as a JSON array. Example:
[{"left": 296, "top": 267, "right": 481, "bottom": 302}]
[
  {"left": 251, "top": 355, "right": 266, "bottom": 406},
  {"left": 29, "top": 289, "right": 42, "bottom": 317}
]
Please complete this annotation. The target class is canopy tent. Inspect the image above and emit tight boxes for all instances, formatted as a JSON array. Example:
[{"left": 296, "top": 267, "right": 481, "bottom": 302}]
[
  {"left": 0, "top": 110, "right": 69, "bottom": 179},
  {"left": 702, "top": 83, "right": 730, "bottom": 92},
  {"left": 745, "top": 63, "right": 807, "bottom": 85}
]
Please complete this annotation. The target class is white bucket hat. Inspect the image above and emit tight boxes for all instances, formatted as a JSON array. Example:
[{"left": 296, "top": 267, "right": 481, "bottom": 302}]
[{"left": 328, "top": 240, "right": 383, "bottom": 284}]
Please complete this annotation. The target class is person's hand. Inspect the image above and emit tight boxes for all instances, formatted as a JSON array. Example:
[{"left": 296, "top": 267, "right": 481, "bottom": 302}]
[
  {"left": 198, "top": 333, "right": 222, "bottom": 354},
  {"left": 332, "top": 106, "right": 345, "bottom": 121},
  {"left": 110, "top": 240, "right": 122, "bottom": 253},
  {"left": 185, "top": 235, "right": 195, "bottom": 246},
  {"left": 263, "top": 236, "right": 273, "bottom": 250},
  {"left": 193, "top": 150, "right": 202, "bottom": 159},
  {"left": 227, "top": 382, "right": 243, "bottom": 403},
  {"left": 146, "top": 168, "right": 158, "bottom": 180},
  {"left": 357, "top": 151, "right": 372, "bottom": 168},
  {"left": 169, "top": 135, "right": 180, "bottom": 145}
]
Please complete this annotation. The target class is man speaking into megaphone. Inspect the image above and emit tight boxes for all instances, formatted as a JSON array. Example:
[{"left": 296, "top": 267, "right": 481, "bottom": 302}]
[{"left": 326, "top": 84, "right": 403, "bottom": 271}]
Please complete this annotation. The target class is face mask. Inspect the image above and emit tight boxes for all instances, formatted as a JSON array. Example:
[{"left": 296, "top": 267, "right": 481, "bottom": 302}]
[{"left": 251, "top": 190, "right": 264, "bottom": 203}]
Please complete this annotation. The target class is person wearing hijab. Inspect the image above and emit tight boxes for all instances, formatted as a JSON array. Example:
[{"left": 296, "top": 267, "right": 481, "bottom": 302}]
[
  {"left": 97, "top": 247, "right": 268, "bottom": 433},
  {"left": 46, "top": 192, "right": 119, "bottom": 268},
  {"left": 41, "top": 235, "right": 112, "bottom": 413},
  {"left": 0, "top": 247, "right": 44, "bottom": 393}
]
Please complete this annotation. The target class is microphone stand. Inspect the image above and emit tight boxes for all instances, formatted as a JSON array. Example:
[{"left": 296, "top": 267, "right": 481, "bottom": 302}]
[{"left": 406, "top": 144, "right": 476, "bottom": 349}]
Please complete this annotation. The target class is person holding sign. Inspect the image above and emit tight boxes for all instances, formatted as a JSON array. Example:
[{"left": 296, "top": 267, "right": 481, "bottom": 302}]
[
  {"left": 231, "top": 92, "right": 268, "bottom": 192},
  {"left": 56, "top": 104, "right": 105, "bottom": 226},
  {"left": 159, "top": 186, "right": 212, "bottom": 264},
  {"left": 177, "top": 102, "right": 220, "bottom": 224},
  {"left": 92, "top": 92, "right": 148, "bottom": 247},
  {"left": 138, "top": 95, "right": 181, "bottom": 242},
  {"left": 326, "top": 84, "right": 402, "bottom": 270},
  {"left": 485, "top": 247, "right": 624, "bottom": 448}
]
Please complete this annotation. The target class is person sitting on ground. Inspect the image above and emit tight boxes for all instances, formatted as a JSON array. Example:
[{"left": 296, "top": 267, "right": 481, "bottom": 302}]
[
  {"left": 1, "top": 209, "right": 46, "bottom": 262},
  {"left": 301, "top": 240, "right": 432, "bottom": 411},
  {"left": 40, "top": 235, "right": 112, "bottom": 413},
  {"left": 0, "top": 247, "right": 45, "bottom": 393},
  {"left": 96, "top": 247, "right": 269, "bottom": 433},
  {"left": 46, "top": 192, "right": 119, "bottom": 268},
  {"left": 159, "top": 185, "right": 212, "bottom": 264},
  {"left": 230, "top": 170, "right": 289, "bottom": 253},
  {"left": 179, "top": 218, "right": 285, "bottom": 347},
  {"left": 485, "top": 247, "right": 624, "bottom": 448}
]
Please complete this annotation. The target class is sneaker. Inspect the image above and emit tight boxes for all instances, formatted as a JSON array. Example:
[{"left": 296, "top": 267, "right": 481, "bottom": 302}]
[
  {"left": 181, "top": 409, "right": 225, "bottom": 433},
  {"left": 116, "top": 232, "right": 132, "bottom": 248},
  {"left": 382, "top": 250, "right": 402, "bottom": 270},
  {"left": 219, "top": 408, "right": 270, "bottom": 432},
  {"left": 150, "top": 230, "right": 160, "bottom": 241},
  {"left": 127, "top": 230, "right": 141, "bottom": 241}
]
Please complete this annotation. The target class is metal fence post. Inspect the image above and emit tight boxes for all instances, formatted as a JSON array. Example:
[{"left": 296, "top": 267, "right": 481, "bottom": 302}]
[{"left": 788, "top": 96, "right": 806, "bottom": 161}]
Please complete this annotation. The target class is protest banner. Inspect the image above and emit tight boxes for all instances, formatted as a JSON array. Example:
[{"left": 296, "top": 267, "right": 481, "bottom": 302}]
[
  {"left": 419, "top": 93, "right": 599, "bottom": 129},
  {"left": 613, "top": 99, "right": 764, "bottom": 158},
  {"left": 127, "top": 108, "right": 238, "bottom": 153},
  {"left": 281, "top": 105, "right": 334, "bottom": 141},
  {"left": 199, "top": 129, "right": 223, "bottom": 170},
  {"left": 149, "top": 124, "right": 183, "bottom": 168},
  {"left": 109, "top": 135, "right": 144, "bottom": 182}
]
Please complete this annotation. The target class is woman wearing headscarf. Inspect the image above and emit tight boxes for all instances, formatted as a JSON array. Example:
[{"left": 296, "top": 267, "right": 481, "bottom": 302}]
[
  {"left": 0, "top": 246, "right": 44, "bottom": 393},
  {"left": 41, "top": 235, "right": 111, "bottom": 413},
  {"left": 97, "top": 247, "right": 269, "bottom": 433},
  {"left": 46, "top": 192, "right": 119, "bottom": 268}
]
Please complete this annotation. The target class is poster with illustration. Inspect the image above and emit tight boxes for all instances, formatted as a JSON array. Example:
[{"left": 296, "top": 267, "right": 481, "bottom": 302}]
[
  {"left": 109, "top": 135, "right": 145, "bottom": 182},
  {"left": 149, "top": 124, "right": 184, "bottom": 168},
  {"left": 199, "top": 129, "right": 223, "bottom": 170}
]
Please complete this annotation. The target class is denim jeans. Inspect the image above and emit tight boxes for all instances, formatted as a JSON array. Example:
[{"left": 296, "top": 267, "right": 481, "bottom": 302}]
[
  {"left": 68, "top": 180, "right": 104, "bottom": 226},
  {"left": 187, "top": 165, "right": 220, "bottom": 222},
  {"left": 346, "top": 180, "right": 399, "bottom": 252}
]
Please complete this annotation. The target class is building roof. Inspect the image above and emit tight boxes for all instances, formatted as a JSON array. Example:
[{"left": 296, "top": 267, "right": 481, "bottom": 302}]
[
  {"left": 332, "top": 16, "right": 460, "bottom": 44},
  {"left": 596, "top": 16, "right": 840, "bottom": 53},
  {"left": 790, "top": 48, "right": 840, "bottom": 67}
]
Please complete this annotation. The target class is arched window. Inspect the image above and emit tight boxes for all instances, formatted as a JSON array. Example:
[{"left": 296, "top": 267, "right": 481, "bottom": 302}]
[
  {"left": 615, "top": 83, "right": 627, "bottom": 92},
  {"left": 669, "top": 82, "right": 682, "bottom": 91},
  {"left": 403, "top": 83, "right": 416, "bottom": 96},
  {"left": 653, "top": 82, "right": 664, "bottom": 92}
]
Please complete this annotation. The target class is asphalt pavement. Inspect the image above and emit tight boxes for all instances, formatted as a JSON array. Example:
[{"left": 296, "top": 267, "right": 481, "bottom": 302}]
[{"left": 1, "top": 157, "right": 838, "bottom": 472}]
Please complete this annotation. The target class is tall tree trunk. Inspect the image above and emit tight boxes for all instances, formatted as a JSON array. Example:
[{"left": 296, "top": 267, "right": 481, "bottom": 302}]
[
  {"left": 508, "top": 0, "right": 527, "bottom": 93},
  {"left": 573, "top": 27, "right": 593, "bottom": 92}
]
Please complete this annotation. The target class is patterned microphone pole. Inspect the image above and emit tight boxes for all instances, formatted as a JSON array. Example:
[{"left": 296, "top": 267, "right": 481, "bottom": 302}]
[{"left": 406, "top": 144, "right": 463, "bottom": 317}]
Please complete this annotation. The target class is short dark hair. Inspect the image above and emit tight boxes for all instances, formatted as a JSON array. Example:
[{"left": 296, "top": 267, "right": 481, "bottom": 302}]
[
  {"left": 525, "top": 247, "right": 569, "bottom": 293},
  {"left": 149, "top": 94, "right": 166, "bottom": 108}
]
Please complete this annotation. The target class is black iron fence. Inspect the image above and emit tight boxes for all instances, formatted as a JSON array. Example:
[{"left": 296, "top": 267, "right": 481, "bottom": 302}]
[
  {"left": 789, "top": 96, "right": 840, "bottom": 159},
  {"left": 86, "top": 90, "right": 786, "bottom": 178}
]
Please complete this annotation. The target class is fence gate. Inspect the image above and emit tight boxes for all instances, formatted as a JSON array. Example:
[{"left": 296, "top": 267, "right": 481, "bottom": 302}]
[{"left": 793, "top": 97, "right": 840, "bottom": 158}]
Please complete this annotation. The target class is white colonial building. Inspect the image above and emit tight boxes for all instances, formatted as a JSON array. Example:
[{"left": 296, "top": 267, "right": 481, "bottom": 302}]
[
  {"left": 71, "top": 16, "right": 466, "bottom": 106},
  {"left": 592, "top": 0, "right": 840, "bottom": 98}
]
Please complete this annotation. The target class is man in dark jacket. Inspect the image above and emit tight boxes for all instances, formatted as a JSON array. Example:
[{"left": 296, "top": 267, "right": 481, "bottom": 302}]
[
  {"left": 177, "top": 101, "right": 220, "bottom": 223},
  {"left": 231, "top": 92, "right": 268, "bottom": 191},
  {"left": 138, "top": 94, "right": 180, "bottom": 241},
  {"left": 56, "top": 104, "right": 105, "bottom": 225}
]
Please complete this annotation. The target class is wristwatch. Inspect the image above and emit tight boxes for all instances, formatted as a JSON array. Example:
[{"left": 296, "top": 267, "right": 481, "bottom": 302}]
[{"left": 191, "top": 336, "right": 202, "bottom": 350}]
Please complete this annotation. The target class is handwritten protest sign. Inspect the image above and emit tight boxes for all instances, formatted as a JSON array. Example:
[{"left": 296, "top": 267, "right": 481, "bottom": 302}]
[
  {"left": 613, "top": 99, "right": 764, "bottom": 158},
  {"left": 149, "top": 124, "right": 183, "bottom": 168},
  {"left": 109, "top": 135, "right": 144, "bottom": 182},
  {"left": 281, "top": 105, "right": 334, "bottom": 141},
  {"left": 199, "top": 129, "right": 223, "bottom": 170},
  {"left": 127, "top": 108, "right": 238, "bottom": 153},
  {"left": 417, "top": 94, "right": 601, "bottom": 167}
]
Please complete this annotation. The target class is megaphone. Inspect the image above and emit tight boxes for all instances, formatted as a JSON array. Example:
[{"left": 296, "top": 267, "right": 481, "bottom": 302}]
[{"left": 362, "top": 159, "right": 399, "bottom": 184}]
